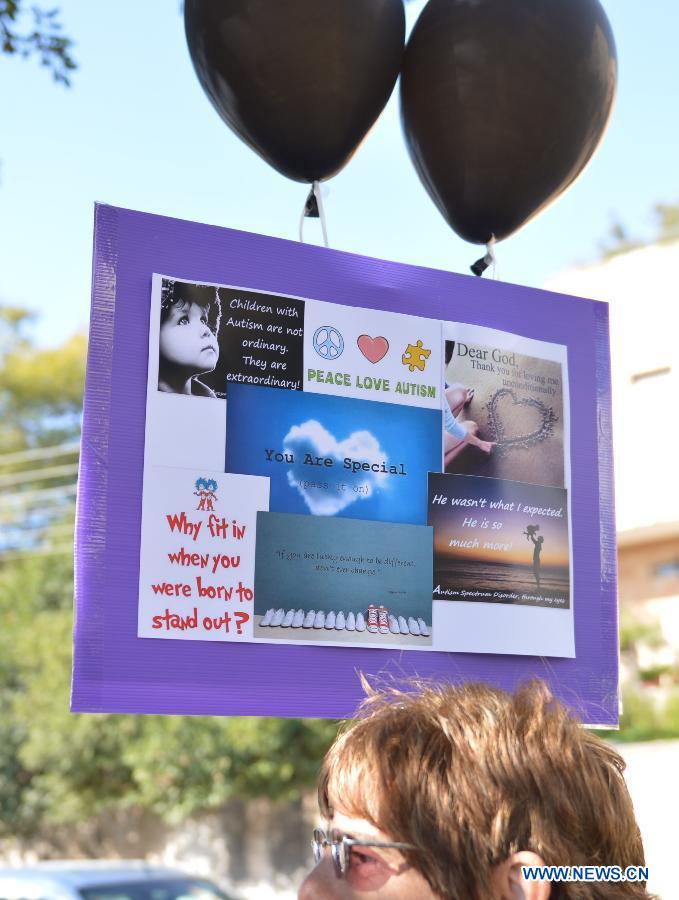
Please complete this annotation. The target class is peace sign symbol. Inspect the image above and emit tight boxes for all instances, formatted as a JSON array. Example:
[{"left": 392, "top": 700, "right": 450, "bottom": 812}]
[{"left": 313, "top": 325, "right": 344, "bottom": 360}]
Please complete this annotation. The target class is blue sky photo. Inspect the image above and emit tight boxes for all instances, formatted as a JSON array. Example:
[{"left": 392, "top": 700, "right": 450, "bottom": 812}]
[{"left": 226, "top": 384, "right": 441, "bottom": 524}]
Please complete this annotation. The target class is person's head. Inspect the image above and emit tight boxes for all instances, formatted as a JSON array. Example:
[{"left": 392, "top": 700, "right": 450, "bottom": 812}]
[
  {"left": 159, "top": 280, "right": 221, "bottom": 391},
  {"left": 299, "top": 679, "right": 651, "bottom": 900},
  {"left": 537, "top": 535, "right": 545, "bottom": 544}
]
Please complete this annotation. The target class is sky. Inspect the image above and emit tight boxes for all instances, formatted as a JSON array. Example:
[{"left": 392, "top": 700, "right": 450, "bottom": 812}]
[{"left": 1, "top": 0, "right": 678, "bottom": 348}]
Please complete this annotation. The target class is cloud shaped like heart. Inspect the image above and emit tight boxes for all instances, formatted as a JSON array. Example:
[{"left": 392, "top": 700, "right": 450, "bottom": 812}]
[{"left": 283, "top": 419, "right": 388, "bottom": 515}]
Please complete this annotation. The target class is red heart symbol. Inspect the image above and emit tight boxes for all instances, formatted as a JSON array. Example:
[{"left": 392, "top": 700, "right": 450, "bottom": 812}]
[{"left": 357, "top": 334, "right": 389, "bottom": 363}]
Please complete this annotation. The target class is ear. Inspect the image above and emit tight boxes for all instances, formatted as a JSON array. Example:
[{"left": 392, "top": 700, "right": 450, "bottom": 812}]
[{"left": 491, "top": 851, "right": 551, "bottom": 899}]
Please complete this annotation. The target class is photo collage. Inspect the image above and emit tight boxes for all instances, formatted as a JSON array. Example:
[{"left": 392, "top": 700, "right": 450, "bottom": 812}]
[{"left": 137, "top": 276, "right": 574, "bottom": 657}]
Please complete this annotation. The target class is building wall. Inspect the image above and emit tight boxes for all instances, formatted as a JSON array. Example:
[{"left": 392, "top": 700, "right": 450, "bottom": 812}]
[
  {"left": 618, "top": 536, "right": 679, "bottom": 659},
  {"left": 618, "top": 537, "right": 679, "bottom": 610}
]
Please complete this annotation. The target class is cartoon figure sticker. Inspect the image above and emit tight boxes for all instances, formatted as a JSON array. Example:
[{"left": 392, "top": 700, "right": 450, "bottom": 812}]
[{"left": 194, "top": 477, "right": 218, "bottom": 511}]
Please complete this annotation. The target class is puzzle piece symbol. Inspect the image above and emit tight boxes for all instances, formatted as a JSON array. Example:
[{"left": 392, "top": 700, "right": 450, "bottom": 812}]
[{"left": 401, "top": 340, "right": 431, "bottom": 372}]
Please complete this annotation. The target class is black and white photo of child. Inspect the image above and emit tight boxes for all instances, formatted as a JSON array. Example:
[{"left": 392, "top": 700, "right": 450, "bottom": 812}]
[{"left": 158, "top": 280, "right": 222, "bottom": 397}]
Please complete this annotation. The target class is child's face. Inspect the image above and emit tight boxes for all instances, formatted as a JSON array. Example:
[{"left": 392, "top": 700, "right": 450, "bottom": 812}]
[{"left": 159, "top": 300, "right": 219, "bottom": 375}]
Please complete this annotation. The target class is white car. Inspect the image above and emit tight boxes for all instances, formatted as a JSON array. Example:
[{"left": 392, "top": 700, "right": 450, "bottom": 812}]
[{"left": 0, "top": 861, "right": 238, "bottom": 900}]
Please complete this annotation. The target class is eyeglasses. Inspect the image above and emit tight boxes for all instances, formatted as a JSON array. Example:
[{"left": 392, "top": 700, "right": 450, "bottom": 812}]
[{"left": 311, "top": 827, "right": 416, "bottom": 879}]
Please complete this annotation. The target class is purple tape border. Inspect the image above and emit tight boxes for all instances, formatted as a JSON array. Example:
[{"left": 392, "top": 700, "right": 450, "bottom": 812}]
[{"left": 72, "top": 204, "right": 618, "bottom": 725}]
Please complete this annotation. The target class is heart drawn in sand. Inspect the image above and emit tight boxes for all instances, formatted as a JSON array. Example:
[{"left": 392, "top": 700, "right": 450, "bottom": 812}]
[
  {"left": 486, "top": 389, "right": 558, "bottom": 452},
  {"left": 357, "top": 334, "right": 389, "bottom": 364}
]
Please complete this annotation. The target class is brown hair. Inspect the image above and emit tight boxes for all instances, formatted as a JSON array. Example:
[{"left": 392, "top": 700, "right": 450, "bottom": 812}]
[{"left": 319, "top": 679, "right": 653, "bottom": 900}]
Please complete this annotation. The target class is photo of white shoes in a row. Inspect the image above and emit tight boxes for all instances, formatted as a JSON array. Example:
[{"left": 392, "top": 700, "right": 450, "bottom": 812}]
[{"left": 258, "top": 607, "right": 430, "bottom": 637}]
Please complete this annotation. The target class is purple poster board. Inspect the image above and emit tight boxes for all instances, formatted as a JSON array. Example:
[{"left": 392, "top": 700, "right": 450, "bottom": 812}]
[{"left": 72, "top": 204, "right": 617, "bottom": 725}]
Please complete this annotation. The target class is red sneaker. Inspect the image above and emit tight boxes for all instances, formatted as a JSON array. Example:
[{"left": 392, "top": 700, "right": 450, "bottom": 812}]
[
  {"left": 378, "top": 605, "right": 389, "bottom": 635},
  {"left": 367, "top": 604, "right": 379, "bottom": 633}
]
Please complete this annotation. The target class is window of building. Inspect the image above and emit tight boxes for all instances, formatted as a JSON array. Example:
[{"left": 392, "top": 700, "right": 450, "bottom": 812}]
[{"left": 655, "top": 559, "right": 679, "bottom": 580}]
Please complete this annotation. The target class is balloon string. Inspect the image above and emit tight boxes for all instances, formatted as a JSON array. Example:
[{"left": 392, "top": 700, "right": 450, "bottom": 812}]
[
  {"left": 298, "top": 202, "right": 306, "bottom": 243},
  {"left": 470, "top": 235, "right": 496, "bottom": 277},
  {"left": 313, "top": 180, "right": 329, "bottom": 248},
  {"left": 298, "top": 182, "right": 329, "bottom": 248}
]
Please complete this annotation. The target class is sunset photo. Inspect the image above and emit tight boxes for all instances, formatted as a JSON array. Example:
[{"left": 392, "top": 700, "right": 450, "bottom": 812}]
[{"left": 429, "top": 473, "right": 569, "bottom": 608}]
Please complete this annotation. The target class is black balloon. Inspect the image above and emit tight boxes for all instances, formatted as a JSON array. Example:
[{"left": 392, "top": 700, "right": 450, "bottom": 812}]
[
  {"left": 400, "top": 0, "right": 617, "bottom": 244},
  {"left": 185, "top": 0, "right": 405, "bottom": 184}
]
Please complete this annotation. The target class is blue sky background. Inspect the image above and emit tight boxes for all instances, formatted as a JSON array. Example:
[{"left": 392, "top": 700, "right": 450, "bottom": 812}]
[
  {"left": 225, "top": 384, "right": 441, "bottom": 524},
  {"left": 1, "top": 1, "right": 677, "bottom": 348}
]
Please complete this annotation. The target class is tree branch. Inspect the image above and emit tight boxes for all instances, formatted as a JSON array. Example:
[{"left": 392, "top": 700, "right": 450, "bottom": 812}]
[{"left": 0, "top": 2, "right": 77, "bottom": 86}]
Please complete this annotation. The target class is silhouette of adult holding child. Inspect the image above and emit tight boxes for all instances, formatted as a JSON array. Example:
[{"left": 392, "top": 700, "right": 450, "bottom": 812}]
[{"left": 529, "top": 529, "right": 544, "bottom": 589}]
